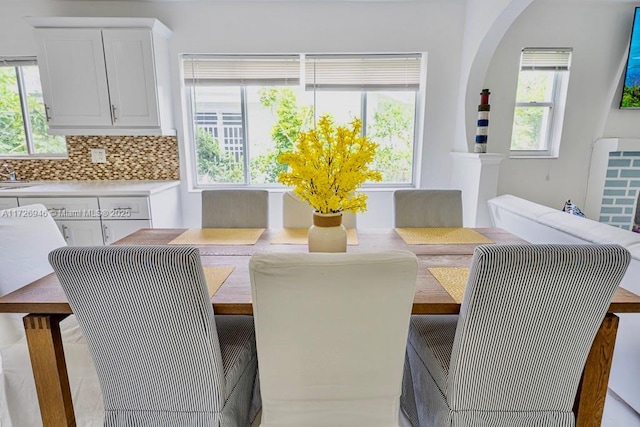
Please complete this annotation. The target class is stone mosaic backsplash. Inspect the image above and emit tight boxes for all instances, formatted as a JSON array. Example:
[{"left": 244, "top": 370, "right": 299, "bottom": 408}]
[
  {"left": 599, "top": 151, "right": 640, "bottom": 230},
  {"left": 0, "top": 136, "right": 179, "bottom": 181}
]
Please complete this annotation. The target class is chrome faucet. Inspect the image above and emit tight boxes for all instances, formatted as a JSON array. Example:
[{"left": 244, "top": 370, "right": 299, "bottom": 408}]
[{"left": 0, "top": 164, "right": 17, "bottom": 181}]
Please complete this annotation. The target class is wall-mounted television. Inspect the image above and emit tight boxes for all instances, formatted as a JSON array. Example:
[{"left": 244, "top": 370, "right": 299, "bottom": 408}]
[{"left": 621, "top": 7, "right": 640, "bottom": 109}]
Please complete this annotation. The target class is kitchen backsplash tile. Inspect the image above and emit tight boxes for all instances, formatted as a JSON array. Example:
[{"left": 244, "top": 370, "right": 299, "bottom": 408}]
[{"left": 0, "top": 136, "right": 179, "bottom": 181}]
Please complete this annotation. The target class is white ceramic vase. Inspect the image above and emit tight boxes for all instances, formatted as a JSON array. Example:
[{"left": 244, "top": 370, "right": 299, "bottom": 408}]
[{"left": 308, "top": 212, "right": 347, "bottom": 253}]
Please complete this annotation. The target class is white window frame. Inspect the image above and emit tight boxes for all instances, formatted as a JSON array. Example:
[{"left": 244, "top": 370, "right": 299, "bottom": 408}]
[
  {"left": 182, "top": 53, "right": 425, "bottom": 188},
  {"left": 0, "top": 57, "right": 66, "bottom": 158},
  {"left": 510, "top": 48, "right": 572, "bottom": 158}
]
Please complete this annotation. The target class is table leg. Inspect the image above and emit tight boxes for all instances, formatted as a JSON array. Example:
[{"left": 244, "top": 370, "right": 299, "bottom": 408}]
[
  {"left": 23, "top": 314, "right": 76, "bottom": 427},
  {"left": 574, "top": 313, "right": 619, "bottom": 427}
]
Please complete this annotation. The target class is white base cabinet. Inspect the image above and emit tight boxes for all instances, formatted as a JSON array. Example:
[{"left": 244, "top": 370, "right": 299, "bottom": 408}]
[
  {"left": 0, "top": 198, "right": 19, "bottom": 210},
  {"left": 17, "top": 187, "right": 178, "bottom": 246},
  {"left": 102, "top": 219, "right": 151, "bottom": 245},
  {"left": 18, "top": 196, "right": 100, "bottom": 219},
  {"left": 99, "top": 196, "right": 150, "bottom": 220},
  {"left": 57, "top": 220, "right": 105, "bottom": 246}
]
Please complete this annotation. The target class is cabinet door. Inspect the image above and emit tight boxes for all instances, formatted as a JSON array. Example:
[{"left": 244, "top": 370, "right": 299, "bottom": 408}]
[
  {"left": 18, "top": 197, "right": 99, "bottom": 220},
  {"left": 0, "top": 198, "right": 19, "bottom": 210},
  {"left": 102, "top": 29, "right": 159, "bottom": 128},
  {"left": 102, "top": 219, "right": 151, "bottom": 245},
  {"left": 57, "top": 220, "right": 104, "bottom": 246},
  {"left": 35, "top": 28, "right": 112, "bottom": 127},
  {"left": 98, "top": 196, "right": 150, "bottom": 220}
]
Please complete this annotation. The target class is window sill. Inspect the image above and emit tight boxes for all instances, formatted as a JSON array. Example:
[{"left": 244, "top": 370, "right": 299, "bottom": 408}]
[
  {"left": 189, "top": 184, "right": 415, "bottom": 193},
  {"left": 509, "top": 153, "right": 559, "bottom": 159}
]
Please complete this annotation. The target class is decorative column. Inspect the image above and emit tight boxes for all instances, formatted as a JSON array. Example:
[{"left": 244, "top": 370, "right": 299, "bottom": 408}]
[{"left": 450, "top": 152, "right": 504, "bottom": 227}]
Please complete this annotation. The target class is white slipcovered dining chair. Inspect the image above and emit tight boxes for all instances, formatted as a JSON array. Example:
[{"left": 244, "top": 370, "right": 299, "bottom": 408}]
[
  {"left": 249, "top": 251, "right": 418, "bottom": 426},
  {"left": 394, "top": 189, "right": 462, "bottom": 227},
  {"left": 0, "top": 204, "right": 103, "bottom": 427},
  {"left": 282, "top": 190, "right": 357, "bottom": 228},
  {"left": 402, "top": 244, "right": 631, "bottom": 427},
  {"left": 202, "top": 189, "right": 269, "bottom": 228},
  {"left": 49, "top": 245, "right": 259, "bottom": 426}
]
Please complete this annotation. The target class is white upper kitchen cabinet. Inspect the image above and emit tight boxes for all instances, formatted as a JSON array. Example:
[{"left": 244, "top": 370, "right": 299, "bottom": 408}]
[
  {"left": 102, "top": 29, "right": 159, "bottom": 128},
  {"left": 29, "top": 17, "right": 175, "bottom": 136},
  {"left": 35, "top": 28, "right": 113, "bottom": 128}
]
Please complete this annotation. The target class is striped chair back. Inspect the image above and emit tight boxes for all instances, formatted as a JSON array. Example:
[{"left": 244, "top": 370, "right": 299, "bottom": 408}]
[
  {"left": 447, "top": 244, "right": 630, "bottom": 416},
  {"left": 202, "top": 189, "right": 269, "bottom": 228},
  {"left": 394, "top": 189, "right": 463, "bottom": 227},
  {"left": 49, "top": 246, "right": 227, "bottom": 424}
]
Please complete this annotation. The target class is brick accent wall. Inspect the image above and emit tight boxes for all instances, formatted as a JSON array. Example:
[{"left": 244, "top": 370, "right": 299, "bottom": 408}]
[
  {"left": 599, "top": 151, "right": 640, "bottom": 230},
  {"left": 0, "top": 135, "right": 179, "bottom": 181}
]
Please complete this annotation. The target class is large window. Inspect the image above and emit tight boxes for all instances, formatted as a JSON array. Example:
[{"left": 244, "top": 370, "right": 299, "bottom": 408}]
[
  {"left": 184, "top": 54, "right": 422, "bottom": 186},
  {"left": 510, "top": 48, "right": 571, "bottom": 158},
  {"left": 0, "top": 58, "right": 66, "bottom": 156}
]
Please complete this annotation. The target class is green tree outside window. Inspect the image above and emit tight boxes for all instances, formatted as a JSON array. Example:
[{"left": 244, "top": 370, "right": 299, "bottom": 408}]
[{"left": 0, "top": 65, "right": 65, "bottom": 156}]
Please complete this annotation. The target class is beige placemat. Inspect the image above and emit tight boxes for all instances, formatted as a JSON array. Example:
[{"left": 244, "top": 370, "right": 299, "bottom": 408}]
[
  {"left": 395, "top": 228, "right": 493, "bottom": 245},
  {"left": 270, "top": 228, "right": 359, "bottom": 245},
  {"left": 169, "top": 228, "right": 265, "bottom": 245},
  {"left": 203, "top": 266, "right": 234, "bottom": 297},
  {"left": 428, "top": 267, "right": 469, "bottom": 303}
]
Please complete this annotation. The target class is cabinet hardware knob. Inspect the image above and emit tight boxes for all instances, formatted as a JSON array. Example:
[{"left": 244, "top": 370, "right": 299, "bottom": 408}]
[
  {"left": 111, "top": 105, "right": 117, "bottom": 122},
  {"left": 44, "top": 105, "right": 52, "bottom": 122},
  {"left": 103, "top": 224, "right": 110, "bottom": 242},
  {"left": 61, "top": 224, "right": 69, "bottom": 240}
]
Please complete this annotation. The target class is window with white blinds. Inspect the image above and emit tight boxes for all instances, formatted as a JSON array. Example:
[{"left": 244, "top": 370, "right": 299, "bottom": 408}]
[
  {"left": 510, "top": 48, "right": 572, "bottom": 157},
  {"left": 519, "top": 48, "right": 572, "bottom": 71},
  {"left": 183, "top": 53, "right": 423, "bottom": 186},
  {"left": 304, "top": 54, "right": 422, "bottom": 90},
  {"left": 183, "top": 55, "right": 300, "bottom": 86}
]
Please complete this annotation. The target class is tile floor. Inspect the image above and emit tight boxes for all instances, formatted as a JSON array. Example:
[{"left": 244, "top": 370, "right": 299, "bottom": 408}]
[
  {"left": 251, "top": 411, "right": 412, "bottom": 426},
  {"left": 251, "top": 389, "right": 640, "bottom": 427},
  {"left": 603, "top": 390, "right": 640, "bottom": 427}
]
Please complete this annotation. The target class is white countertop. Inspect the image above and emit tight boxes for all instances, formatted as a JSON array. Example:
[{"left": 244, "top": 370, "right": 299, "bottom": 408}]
[{"left": 0, "top": 180, "right": 180, "bottom": 197}]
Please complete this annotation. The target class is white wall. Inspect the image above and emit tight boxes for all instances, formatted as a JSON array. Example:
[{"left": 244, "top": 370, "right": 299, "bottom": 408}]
[
  {"left": 0, "top": 0, "right": 466, "bottom": 227},
  {"left": 454, "top": 0, "right": 534, "bottom": 153},
  {"left": 485, "top": 0, "right": 639, "bottom": 210}
]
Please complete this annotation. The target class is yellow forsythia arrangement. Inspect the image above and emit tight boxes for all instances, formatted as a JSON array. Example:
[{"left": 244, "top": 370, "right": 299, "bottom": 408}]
[{"left": 278, "top": 115, "right": 382, "bottom": 214}]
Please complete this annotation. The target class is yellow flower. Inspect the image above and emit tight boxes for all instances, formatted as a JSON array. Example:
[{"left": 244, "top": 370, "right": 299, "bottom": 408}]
[{"left": 278, "top": 115, "right": 382, "bottom": 214}]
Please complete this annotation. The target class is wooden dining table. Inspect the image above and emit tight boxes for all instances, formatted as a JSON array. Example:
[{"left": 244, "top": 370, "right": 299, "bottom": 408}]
[{"left": 1, "top": 227, "right": 639, "bottom": 427}]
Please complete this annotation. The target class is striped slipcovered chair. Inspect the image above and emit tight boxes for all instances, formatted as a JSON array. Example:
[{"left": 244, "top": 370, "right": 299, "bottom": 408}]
[
  {"left": 250, "top": 251, "right": 418, "bottom": 426},
  {"left": 49, "top": 246, "right": 259, "bottom": 426},
  {"left": 401, "top": 244, "right": 631, "bottom": 427},
  {"left": 393, "top": 190, "right": 463, "bottom": 228},
  {"left": 202, "top": 189, "right": 269, "bottom": 228},
  {"left": 393, "top": 189, "right": 463, "bottom": 425}
]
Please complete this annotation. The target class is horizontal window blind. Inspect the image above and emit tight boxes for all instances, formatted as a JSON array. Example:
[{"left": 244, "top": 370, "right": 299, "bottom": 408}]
[
  {"left": 183, "top": 55, "right": 300, "bottom": 86},
  {"left": 520, "top": 48, "right": 572, "bottom": 71},
  {"left": 0, "top": 57, "right": 37, "bottom": 67},
  {"left": 305, "top": 54, "right": 422, "bottom": 90}
]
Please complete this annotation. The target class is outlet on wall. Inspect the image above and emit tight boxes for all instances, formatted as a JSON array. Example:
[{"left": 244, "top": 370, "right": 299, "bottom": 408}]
[{"left": 90, "top": 148, "right": 107, "bottom": 164}]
